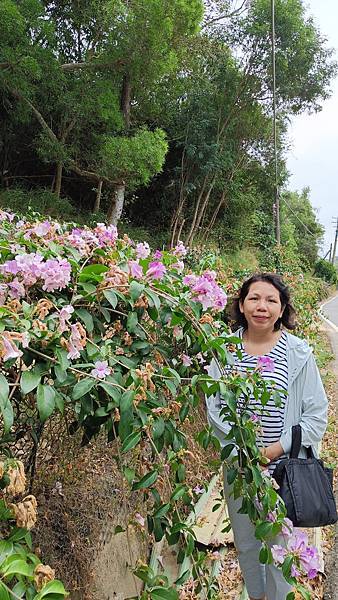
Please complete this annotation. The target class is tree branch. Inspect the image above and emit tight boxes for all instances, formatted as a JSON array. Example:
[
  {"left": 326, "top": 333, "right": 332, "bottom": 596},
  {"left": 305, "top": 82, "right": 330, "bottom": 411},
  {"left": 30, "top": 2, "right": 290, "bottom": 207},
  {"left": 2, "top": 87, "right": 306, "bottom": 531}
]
[
  {"left": 61, "top": 58, "right": 126, "bottom": 72},
  {"left": 203, "top": 0, "right": 248, "bottom": 28}
]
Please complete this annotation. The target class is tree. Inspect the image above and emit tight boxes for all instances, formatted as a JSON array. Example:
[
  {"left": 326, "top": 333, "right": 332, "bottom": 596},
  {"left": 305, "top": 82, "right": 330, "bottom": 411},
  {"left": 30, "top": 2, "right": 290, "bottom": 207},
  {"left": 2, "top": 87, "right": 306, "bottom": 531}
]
[{"left": 281, "top": 188, "right": 324, "bottom": 268}]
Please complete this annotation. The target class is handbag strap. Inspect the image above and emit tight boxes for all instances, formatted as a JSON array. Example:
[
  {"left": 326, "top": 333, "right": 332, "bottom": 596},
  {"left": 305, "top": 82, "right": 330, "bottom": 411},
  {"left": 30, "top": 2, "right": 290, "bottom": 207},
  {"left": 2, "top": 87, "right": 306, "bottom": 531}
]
[{"left": 290, "top": 424, "right": 314, "bottom": 458}]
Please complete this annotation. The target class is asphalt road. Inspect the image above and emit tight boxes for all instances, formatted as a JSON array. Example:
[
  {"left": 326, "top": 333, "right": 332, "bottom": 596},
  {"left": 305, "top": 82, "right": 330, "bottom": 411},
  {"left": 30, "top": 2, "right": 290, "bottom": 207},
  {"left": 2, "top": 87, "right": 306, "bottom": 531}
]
[{"left": 321, "top": 294, "right": 338, "bottom": 328}]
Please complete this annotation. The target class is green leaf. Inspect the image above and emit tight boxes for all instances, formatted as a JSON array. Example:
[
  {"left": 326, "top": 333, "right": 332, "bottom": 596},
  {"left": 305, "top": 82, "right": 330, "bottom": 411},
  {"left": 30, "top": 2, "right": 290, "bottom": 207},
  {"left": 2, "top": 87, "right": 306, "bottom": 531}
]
[
  {"left": 259, "top": 545, "right": 269, "bottom": 564},
  {"left": 103, "top": 289, "right": 118, "bottom": 308},
  {"left": 0, "top": 376, "right": 11, "bottom": 432},
  {"left": 75, "top": 308, "right": 94, "bottom": 333},
  {"left": 145, "top": 289, "right": 161, "bottom": 310},
  {"left": 121, "top": 430, "right": 141, "bottom": 453},
  {"left": 127, "top": 311, "right": 138, "bottom": 333},
  {"left": 170, "top": 484, "right": 188, "bottom": 502},
  {"left": 132, "top": 470, "right": 158, "bottom": 491},
  {"left": 20, "top": 370, "right": 41, "bottom": 395},
  {"left": 114, "top": 525, "right": 126, "bottom": 534},
  {"left": 0, "top": 583, "right": 10, "bottom": 600},
  {"left": 255, "top": 521, "right": 273, "bottom": 540},
  {"left": 153, "top": 503, "right": 171, "bottom": 519},
  {"left": 123, "top": 467, "right": 135, "bottom": 484},
  {"left": 226, "top": 467, "right": 237, "bottom": 485},
  {"left": 129, "top": 281, "right": 145, "bottom": 302},
  {"left": 79, "top": 264, "right": 108, "bottom": 282},
  {"left": 37, "top": 384, "right": 56, "bottom": 422},
  {"left": 2, "top": 559, "right": 33, "bottom": 577},
  {"left": 33, "top": 579, "right": 68, "bottom": 598},
  {"left": 72, "top": 378, "right": 96, "bottom": 400},
  {"left": 55, "top": 348, "right": 70, "bottom": 370},
  {"left": 0, "top": 374, "right": 9, "bottom": 405},
  {"left": 54, "top": 391, "right": 65, "bottom": 414},
  {"left": 150, "top": 587, "right": 179, "bottom": 600},
  {"left": 98, "top": 382, "right": 121, "bottom": 402}
]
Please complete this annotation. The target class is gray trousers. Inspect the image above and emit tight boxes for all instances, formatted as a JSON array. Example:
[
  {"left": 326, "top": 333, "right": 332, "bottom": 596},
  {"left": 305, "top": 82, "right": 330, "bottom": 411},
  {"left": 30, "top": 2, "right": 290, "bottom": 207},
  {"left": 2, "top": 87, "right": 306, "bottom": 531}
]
[{"left": 223, "top": 470, "right": 293, "bottom": 600}]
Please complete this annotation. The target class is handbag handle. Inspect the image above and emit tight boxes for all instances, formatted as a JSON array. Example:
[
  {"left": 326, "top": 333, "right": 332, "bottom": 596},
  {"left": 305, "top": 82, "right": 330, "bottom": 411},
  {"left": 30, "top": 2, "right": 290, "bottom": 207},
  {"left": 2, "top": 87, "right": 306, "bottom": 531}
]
[{"left": 290, "top": 424, "right": 314, "bottom": 458}]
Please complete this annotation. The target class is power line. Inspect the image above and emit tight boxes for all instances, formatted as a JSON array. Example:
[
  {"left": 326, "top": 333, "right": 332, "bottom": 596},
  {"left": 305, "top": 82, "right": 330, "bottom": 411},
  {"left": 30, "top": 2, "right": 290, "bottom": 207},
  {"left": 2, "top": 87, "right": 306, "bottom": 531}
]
[
  {"left": 282, "top": 196, "right": 320, "bottom": 240},
  {"left": 271, "top": 0, "right": 280, "bottom": 244}
]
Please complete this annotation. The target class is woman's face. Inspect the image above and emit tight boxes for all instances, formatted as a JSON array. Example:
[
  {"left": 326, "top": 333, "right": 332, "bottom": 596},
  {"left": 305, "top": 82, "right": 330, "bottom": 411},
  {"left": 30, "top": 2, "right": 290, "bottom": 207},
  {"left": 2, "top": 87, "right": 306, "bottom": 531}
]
[{"left": 239, "top": 281, "right": 284, "bottom": 333}]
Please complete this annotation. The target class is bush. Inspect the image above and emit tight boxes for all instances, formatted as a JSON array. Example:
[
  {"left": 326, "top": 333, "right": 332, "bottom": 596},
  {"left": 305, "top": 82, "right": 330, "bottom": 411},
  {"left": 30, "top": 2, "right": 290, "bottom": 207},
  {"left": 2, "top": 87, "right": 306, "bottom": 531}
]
[
  {"left": 0, "top": 188, "right": 77, "bottom": 220},
  {"left": 314, "top": 259, "right": 338, "bottom": 285}
]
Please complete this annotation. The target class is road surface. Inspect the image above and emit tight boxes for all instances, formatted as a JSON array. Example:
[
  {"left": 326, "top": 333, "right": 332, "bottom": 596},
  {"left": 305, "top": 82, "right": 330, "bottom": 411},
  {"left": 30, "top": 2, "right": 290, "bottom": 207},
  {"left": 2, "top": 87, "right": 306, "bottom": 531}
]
[{"left": 321, "top": 294, "right": 338, "bottom": 329}]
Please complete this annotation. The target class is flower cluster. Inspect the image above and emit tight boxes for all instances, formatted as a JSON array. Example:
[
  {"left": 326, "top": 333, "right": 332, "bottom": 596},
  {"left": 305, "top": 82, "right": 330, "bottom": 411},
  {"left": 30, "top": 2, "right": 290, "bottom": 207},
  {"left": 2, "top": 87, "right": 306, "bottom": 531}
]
[
  {"left": 183, "top": 270, "right": 227, "bottom": 311},
  {"left": 272, "top": 519, "right": 320, "bottom": 579},
  {"left": 0, "top": 252, "right": 71, "bottom": 299}
]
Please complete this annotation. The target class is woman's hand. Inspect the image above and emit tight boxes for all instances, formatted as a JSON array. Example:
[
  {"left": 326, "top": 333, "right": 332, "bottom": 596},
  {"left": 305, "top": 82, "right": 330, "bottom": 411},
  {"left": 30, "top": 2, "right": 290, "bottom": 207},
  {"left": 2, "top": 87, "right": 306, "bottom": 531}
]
[{"left": 261, "top": 441, "right": 284, "bottom": 463}]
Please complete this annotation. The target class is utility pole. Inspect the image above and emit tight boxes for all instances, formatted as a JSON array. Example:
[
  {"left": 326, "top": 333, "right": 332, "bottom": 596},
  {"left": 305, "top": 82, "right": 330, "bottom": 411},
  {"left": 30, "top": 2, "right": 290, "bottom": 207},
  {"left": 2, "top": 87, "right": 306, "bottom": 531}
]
[
  {"left": 271, "top": 0, "right": 280, "bottom": 244},
  {"left": 332, "top": 218, "right": 338, "bottom": 265}
]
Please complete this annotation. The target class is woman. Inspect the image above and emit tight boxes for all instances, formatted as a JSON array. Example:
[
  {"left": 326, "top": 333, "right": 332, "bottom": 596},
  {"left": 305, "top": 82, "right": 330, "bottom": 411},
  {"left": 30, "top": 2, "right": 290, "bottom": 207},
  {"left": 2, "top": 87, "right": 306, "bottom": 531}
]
[{"left": 206, "top": 272, "right": 328, "bottom": 600}]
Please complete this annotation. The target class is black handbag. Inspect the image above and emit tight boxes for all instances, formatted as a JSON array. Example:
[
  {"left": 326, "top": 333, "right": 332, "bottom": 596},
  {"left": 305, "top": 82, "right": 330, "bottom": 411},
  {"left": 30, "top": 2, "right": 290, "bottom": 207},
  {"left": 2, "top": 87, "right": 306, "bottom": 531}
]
[{"left": 272, "top": 425, "right": 338, "bottom": 527}]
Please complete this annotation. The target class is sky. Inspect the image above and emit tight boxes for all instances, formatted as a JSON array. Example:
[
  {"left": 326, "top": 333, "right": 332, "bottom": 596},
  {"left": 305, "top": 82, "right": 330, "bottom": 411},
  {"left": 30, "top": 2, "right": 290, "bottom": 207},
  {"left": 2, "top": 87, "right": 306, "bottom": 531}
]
[{"left": 286, "top": 1, "right": 338, "bottom": 257}]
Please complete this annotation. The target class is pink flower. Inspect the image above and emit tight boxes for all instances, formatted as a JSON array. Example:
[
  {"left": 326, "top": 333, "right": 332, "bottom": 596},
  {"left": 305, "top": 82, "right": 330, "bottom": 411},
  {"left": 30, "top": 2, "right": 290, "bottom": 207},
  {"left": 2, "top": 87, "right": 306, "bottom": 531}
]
[
  {"left": 136, "top": 242, "right": 150, "bottom": 259},
  {"left": 128, "top": 260, "right": 143, "bottom": 279},
  {"left": 250, "top": 413, "right": 259, "bottom": 423},
  {"left": 33, "top": 221, "right": 51, "bottom": 237},
  {"left": 146, "top": 261, "right": 166, "bottom": 280},
  {"left": 21, "top": 332, "right": 30, "bottom": 348},
  {"left": 8, "top": 278, "right": 25, "bottom": 300},
  {"left": 91, "top": 360, "right": 111, "bottom": 379},
  {"left": 172, "top": 240, "right": 188, "bottom": 257},
  {"left": 134, "top": 513, "right": 145, "bottom": 527},
  {"left": 66, "top": 323, "right": 86, "bottom": 360},
  {"left": 181, "top": 353, "right": 192, "bottom": 366},
  {"left": 172, "top": 326, "right": 183, "bottom": 339},
  {"left": 257, "top": 356, "right": 275, "bottom": 372},
  {"left": 153, "top": 250, "right": 163, "bottom": 259},
  {"left": 59, "top": 305, "right": 74, "bottom": 333},
  {"left": 291, "top": 564, "right": 301, "bottom": 578},
  {"left": 196, "top": 352, "right": 206, "bottom": 364},
  {"left": 40, "top": 258, "right": 71, "bottom": 292},
  {"left": 94, "top": 223, "right": 118, "bottom": 247},
  {"left": 1, "top": 333, "right": 23, "bottom": 361},
  {"left": 183, "top": 271, "right": 227, "bottom": 312},
  {"left": 172, "top": 260, "right": 184, "bottom": 273},
  {"left": 193, "top": 485, "right": 204, "bottom": 494}
]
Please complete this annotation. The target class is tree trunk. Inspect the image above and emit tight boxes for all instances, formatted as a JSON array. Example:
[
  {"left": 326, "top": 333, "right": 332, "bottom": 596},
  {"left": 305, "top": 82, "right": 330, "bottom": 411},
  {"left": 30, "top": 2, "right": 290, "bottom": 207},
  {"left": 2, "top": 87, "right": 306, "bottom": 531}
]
[
  {"left": 107, "top": 184, "right": 125, "bottom": 225},
  {"left": 54, "top": 162, "right": 63, "bottom": 198},
  {"left": 184, "top": 178, "right": 208, "bottom": 246},
  {"left": 201, "top": 191, "right": 226, "bottom": 243},
  {"left": 93, "top": 180, "right": 103, "bottom": 213}
]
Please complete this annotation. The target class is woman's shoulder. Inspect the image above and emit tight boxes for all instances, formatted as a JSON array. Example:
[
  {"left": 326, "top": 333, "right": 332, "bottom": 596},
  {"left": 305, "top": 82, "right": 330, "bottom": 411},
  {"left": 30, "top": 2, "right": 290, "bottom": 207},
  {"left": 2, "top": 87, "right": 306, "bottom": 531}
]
[{"left": 283, "top": 330, "right": 311, "bottom": 352}]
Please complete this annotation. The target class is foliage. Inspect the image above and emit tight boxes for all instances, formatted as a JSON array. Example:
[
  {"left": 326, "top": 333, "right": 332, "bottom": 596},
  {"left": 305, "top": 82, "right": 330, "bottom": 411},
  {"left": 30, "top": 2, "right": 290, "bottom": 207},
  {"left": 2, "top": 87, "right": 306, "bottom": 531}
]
[
  {"left": 99, "top": 129, "right": 168, "bottom": 188},
  {"left": 0, "top": 188, "right": 76, "bottom": 221},
  {"left": 0, "top": 209, "right": 325, "bottom": 599},
  {"left": 314, "top": 259, "right": 338, "bottom": 285},
  {"left": 281, "top": 189, "right": 325, "bottom": 269}
]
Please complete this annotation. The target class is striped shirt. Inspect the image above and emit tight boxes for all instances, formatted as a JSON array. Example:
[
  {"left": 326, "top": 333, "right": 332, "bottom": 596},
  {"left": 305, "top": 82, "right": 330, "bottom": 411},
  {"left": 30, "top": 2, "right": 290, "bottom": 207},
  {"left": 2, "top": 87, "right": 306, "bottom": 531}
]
[{"left": 222, "top": 329, "right": 288, "bottom": 474}]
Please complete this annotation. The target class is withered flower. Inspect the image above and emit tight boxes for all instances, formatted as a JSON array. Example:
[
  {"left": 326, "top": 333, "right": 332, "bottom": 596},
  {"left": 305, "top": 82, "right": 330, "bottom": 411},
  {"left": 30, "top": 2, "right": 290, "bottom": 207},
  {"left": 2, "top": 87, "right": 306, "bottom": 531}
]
[
  {"left": 34, "top": 564, "right": 55, "bottom": 591},
  {"left": 5, "top": 461, "right": 26, "bottom": 496},
  {"left": 10, "top": 495, "right": 37, "bottom": 529}
]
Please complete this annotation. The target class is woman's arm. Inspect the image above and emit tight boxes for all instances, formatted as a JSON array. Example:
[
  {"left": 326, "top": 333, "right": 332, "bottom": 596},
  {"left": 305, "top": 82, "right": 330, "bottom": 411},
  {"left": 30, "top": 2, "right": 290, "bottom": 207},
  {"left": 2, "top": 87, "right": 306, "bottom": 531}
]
[{"left": 279, "top": 353, "right": 328, "bottom": 454}]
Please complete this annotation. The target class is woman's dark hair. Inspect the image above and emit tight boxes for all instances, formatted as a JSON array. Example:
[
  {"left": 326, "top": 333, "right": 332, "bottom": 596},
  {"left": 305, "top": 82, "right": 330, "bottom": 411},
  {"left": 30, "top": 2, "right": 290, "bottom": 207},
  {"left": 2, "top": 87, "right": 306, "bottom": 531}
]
[{"left": 232, "top": 272, "right": 296, "bottom": 331}]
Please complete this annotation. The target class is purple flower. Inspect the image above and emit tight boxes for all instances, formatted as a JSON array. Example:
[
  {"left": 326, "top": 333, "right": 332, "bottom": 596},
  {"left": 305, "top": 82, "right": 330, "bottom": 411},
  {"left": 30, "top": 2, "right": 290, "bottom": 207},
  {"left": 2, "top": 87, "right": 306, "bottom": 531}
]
[
  {"left": 281, "top": 518, "right": 294, "bottom": 538},
  {"left": 128, "top": 260, "right": 143, "bottom": 279},
  {"left": 153, "top": 250, "right": 163, "bottom": 259},
  {"left": 146, "top": 261, "right": 166, "bottom": 280},
  {"left": 67, "top": 323, "right": 85, "bottom": 360},
  {"left": 136, "top": 242, "right": 150, "bottom": 259},
  {"left": 257, "top": 356, "right": 275, "bottom": 372},
  {"left": 271, "top": 544, "right": 287, "bottom": 564},
  {"left": 193, "top": 485, "right": 204, "bottom": 494},
  {"left": 91, "top": 360, "right": 112, "bottom": 379},
  {"left": 250, "top": 413, "right": 259, "bottom": 423},
  {"left": 181, "top": 353, "right": 192, "bottom": 366}
]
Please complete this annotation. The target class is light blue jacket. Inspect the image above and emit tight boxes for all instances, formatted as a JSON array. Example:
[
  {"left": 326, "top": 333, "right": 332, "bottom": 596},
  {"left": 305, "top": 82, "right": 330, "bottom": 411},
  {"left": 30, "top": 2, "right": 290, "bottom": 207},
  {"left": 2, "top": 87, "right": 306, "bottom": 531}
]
[{"left": 206, "top": 330, "right": 328, "bottom": 458}]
